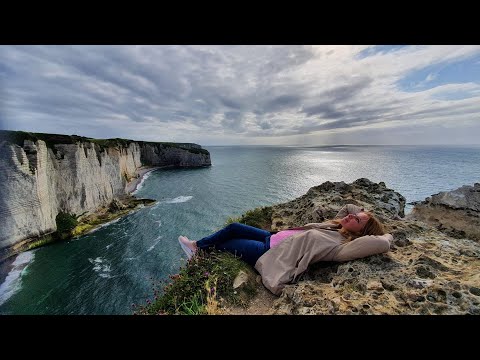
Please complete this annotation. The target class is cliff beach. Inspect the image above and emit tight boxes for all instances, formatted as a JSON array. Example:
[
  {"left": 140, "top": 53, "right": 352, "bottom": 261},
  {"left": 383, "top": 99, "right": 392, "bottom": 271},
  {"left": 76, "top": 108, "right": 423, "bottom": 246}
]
[{"left": 125, "top": 166, "right": 161, "bottom": 194}]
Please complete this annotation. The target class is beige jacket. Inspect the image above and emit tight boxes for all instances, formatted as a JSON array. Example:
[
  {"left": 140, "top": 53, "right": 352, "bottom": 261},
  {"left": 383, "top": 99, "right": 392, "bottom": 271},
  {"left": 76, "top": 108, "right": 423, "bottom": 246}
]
[{"left": 254, "top": 204, "right": 391, "bottom": 295}]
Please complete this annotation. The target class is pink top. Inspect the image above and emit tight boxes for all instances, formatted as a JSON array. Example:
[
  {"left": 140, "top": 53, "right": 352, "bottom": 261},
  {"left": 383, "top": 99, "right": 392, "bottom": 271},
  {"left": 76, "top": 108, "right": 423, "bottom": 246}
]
[{"left": 269, "top": 230, "right": 304, "bottom": 248}]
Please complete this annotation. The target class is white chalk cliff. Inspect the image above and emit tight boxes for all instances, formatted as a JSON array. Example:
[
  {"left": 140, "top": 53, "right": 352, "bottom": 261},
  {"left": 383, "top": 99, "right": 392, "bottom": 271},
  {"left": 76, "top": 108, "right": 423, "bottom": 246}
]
[{"left": 0, "top": 131, "right": 211, "bottom": 249}]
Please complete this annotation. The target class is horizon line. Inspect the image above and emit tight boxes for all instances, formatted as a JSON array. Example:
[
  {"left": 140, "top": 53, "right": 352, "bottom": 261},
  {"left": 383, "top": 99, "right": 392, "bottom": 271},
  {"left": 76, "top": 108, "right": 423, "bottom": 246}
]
[
  {"left": 1, "top": 129, "right": 479, "bottom": 148},
  {"left": 202, "top": 143, "right": 480, "bottom": 147}
]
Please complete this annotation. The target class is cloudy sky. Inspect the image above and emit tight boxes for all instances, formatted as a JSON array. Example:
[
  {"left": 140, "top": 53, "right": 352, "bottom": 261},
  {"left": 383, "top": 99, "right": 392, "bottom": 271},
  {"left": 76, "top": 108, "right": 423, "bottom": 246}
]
[{"left": 1, "top": 45, "right": 479, "bottom": 146}]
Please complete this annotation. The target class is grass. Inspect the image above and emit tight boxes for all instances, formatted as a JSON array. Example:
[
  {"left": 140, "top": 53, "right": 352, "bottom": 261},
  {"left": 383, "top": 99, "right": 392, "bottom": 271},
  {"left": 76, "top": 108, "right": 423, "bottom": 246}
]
[
  {"left": 225, "top": 205, "right": 274, "bottom": 231},
  {"left": 26, "top": 234, "right": 55, "bottom": 250},
  {"left": 136, "top": 250, "right": 257, "bottom": 315},
  {"left": 71, "top": 224, "right": 94, "bottom": 237}
]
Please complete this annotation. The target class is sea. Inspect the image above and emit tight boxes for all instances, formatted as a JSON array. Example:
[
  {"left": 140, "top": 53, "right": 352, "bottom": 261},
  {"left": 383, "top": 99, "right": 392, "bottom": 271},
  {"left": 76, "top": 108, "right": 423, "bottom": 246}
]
[{"left": 0, "top": 145, "right": 479, "bottom": 314}]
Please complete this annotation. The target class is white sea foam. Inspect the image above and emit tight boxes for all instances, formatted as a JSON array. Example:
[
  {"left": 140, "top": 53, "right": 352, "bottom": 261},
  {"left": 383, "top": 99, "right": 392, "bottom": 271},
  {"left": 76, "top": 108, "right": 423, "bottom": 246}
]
[
  {"left": 132, "top": 170, "right": 154, "bottom": 195},
  {"left": 147, "top": 236, "right": 163, "bottom": 252},
  {"left": 88, "top": 257, "right": 113, "bottom": 278},
  {"left": 164, "top": 196, "right": 193, "bottom": 204},
  {"left": 0, "top": 251, "right": 36, "bottom": 306},
  {"left": 88, "top": 217, "right": 121, "bottom": 234},
  {"left": 106, "top": 243, "right": 113, "bottom": 250},
  {"left": 99, "top": 273, "right": 112, "bottom": 278}
]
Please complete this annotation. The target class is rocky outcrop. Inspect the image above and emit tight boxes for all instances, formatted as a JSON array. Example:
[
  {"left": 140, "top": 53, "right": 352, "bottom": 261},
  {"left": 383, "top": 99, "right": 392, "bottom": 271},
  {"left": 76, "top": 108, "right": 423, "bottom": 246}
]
[
  {"left": 270, "top": 178, "right": 406, "bottom": 231},
  {"left": 410, "top": 183, "right": 480, "bottom": 241},
  {"left": 226, "top": 178, "right": 480, "bottom": 315},
  {"left": 0, "top": 130, "right": 211, "bottom": 250}
]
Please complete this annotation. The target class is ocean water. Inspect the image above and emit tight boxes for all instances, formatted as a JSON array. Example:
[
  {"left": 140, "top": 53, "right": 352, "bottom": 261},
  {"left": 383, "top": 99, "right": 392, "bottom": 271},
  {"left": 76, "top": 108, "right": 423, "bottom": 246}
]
[{"left": 0, "top": 145, "right": 479, "bottom": 314}]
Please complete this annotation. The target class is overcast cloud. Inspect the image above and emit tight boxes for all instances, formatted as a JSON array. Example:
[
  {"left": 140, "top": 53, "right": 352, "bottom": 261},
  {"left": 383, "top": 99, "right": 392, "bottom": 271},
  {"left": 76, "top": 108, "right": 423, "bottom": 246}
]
[{"left": 1, "top": 45, "right": 479, "bottom": 145}]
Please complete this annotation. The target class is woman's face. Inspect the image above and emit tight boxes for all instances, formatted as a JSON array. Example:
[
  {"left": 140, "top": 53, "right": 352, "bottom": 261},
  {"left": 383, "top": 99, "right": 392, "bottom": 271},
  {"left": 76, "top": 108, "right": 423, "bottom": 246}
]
[{"left": 340, "top": 212, "right": 369, "bottom": 233}]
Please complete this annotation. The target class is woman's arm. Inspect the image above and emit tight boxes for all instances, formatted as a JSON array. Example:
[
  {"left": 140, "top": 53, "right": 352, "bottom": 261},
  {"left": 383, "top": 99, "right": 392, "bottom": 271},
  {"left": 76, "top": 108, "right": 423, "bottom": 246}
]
[
  {"left": 334, "top": 204, "right": 365, "bottom": 219},
  {"left": 333, "top": 234, "right": 392, "bottom": 262},
  {"left": 301, "top": 204, "right": 365, "bottom": 228}
]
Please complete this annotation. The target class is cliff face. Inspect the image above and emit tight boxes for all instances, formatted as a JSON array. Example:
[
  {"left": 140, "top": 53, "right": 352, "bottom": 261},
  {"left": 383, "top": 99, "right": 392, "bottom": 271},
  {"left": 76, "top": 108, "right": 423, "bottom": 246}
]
[
  {"left": 0, "top": 131, "right": 211, "bottom": 249},
  {"left": 139, "top": 143, "right": 211, "bottom": 167}
]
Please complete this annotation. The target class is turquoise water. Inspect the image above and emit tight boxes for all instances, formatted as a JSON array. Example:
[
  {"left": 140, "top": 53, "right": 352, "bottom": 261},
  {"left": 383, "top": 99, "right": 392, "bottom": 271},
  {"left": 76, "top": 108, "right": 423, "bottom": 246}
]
[{"left": 1, "top": 145, "right": 479, "bottom": 314}]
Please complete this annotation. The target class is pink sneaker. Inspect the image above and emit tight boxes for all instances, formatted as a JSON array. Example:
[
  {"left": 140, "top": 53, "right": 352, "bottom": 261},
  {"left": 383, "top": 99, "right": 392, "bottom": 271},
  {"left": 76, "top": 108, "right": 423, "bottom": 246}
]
[{"left": 178, "top": 236, "right": 196, "bottom": 259}]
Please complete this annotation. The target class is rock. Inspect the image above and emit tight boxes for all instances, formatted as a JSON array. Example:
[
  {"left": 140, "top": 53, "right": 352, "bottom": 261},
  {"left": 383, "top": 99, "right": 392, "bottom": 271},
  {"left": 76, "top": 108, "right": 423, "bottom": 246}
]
[
  {"left": 109, "top": 198, "right": 127, "bottom": 212},
  {"left": 470, "top": 287, "right": 480, "bottom": 296},
  {"left": 367, "top": 280, "right": 384, "bottom": 291},
  {"left": 233, "top": 270, "right": 250, "bottom": 289},
  {"left": 271, "top": 178, "right": 406, "bottom": 231},
  {"left": 408, "top": 278, "right": 433, "bottom": 289},
  {"left": 411, "top": 183, "right": 480, "bottom": 241}
]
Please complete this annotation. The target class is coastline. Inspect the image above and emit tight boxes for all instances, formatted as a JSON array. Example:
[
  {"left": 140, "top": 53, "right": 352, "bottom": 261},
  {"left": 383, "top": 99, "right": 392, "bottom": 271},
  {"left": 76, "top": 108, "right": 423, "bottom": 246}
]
[
  {"left": 0, "top": 255, "right": 16, "bottom": 287},
  {"left": 126, "top": 166, "right": 161, "bottom": 194},
  {"left": 0, "top": 166, "right": 160, "bottom": 289}
]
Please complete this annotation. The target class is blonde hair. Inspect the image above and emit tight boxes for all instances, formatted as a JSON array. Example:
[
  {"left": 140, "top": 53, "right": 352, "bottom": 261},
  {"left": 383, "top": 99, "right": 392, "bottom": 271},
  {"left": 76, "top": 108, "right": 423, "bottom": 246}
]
[{"left": 331, "top": 211, "right": 385, "bottom": 242}]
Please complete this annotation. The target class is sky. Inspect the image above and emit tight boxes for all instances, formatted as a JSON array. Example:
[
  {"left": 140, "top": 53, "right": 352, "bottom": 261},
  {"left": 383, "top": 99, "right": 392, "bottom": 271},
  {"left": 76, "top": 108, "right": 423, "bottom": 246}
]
[{"left": 1, "top": 45, "right": 479, "bottom": 146}]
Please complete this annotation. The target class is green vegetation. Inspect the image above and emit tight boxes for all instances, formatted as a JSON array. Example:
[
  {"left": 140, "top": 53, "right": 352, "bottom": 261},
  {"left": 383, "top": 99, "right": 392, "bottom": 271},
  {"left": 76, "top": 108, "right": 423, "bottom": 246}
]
[
  {"left": 88, "top": 137, "right": 133, "bottom": 150},
  {"left": 55, "top": 212, "right": 78, "bottom": 235},
  {"left": 225, "top": 205, "right": 274, "bottom": 231},
  {"left": 26, "top": 234, "right": 55, "bottom": 250},
  {"left": 0, "top": 130, "right": 90, "bottom": 156},
  {"left": 71, "top": 224, "right": 94, "bottom": 237},
  {"left": 136, "top": 250, "right": 257, "bottom": 315}
]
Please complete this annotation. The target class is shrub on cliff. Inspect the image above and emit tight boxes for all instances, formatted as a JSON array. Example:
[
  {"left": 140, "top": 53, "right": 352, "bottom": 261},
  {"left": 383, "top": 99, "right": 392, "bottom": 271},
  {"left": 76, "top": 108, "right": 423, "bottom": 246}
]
[{"left": 56, "top": 212, "right": 78, "bottom": 235}]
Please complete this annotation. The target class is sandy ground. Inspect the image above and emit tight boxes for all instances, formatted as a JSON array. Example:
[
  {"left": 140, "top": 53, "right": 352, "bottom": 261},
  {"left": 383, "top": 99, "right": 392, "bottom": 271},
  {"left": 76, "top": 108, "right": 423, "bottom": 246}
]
[{"left": 125, "top": 166, "right": 161, "bottom": 194}]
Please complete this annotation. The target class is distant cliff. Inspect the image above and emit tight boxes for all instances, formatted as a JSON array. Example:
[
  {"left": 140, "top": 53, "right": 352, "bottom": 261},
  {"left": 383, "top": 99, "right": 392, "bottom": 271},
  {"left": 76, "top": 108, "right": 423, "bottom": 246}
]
[{"left": 0, "top": 130, "right": 211, "bottom": 250}]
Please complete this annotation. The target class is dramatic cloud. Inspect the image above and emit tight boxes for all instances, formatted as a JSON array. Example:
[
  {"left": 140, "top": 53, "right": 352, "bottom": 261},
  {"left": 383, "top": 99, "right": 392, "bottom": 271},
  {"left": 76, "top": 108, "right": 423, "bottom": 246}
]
[{"left": 1, "top": 45, "right": 479, "bottom": 145}]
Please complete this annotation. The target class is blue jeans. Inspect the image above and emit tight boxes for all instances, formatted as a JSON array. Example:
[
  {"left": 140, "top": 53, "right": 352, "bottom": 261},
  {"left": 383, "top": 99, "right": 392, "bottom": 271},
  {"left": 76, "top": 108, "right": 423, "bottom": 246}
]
[{"left": 196, "top": 223, "right": 271, "bottom": 266}]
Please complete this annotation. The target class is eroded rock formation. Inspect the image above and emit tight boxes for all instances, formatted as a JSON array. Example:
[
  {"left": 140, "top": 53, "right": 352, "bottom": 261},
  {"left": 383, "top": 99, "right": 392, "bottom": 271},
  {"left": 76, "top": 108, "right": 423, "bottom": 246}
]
[{"left": 410, "top": 183, "right": 480, "bottom": 241}]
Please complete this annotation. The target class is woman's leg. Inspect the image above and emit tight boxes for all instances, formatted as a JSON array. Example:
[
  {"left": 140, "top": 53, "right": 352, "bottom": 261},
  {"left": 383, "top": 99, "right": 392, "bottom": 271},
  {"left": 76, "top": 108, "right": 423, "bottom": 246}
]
[
  {"left": 196, "top": 222, "right": 271, "bottom": 250},
  {"left": 215, "top": 238, "right": 270, "bottom": 267}
]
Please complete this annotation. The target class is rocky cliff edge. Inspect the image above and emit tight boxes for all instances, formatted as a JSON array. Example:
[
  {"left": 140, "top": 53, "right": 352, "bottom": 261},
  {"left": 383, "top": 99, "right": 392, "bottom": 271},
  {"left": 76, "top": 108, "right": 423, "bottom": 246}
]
[{"left": 225, "top": 178, "right": 480, "bottom": 315}]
